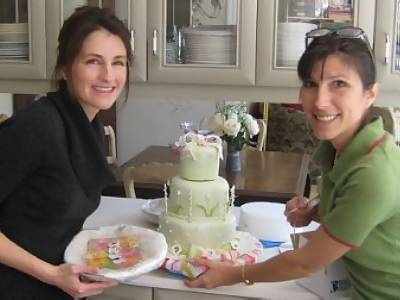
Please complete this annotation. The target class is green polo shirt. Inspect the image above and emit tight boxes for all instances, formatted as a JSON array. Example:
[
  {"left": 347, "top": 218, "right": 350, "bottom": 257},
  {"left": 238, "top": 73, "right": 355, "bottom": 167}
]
[{"left": 313, "top": 118, "right": 400, "bottom": 299}]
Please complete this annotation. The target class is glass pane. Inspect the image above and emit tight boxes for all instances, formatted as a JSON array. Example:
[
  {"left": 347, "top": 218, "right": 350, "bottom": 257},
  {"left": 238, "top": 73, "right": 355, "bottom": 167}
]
[
  {"left": 395, "top": 0, "right": 400, "bottom": 72},
  {"left": 64, "top": 1, "right": 100, "bottom": 20},
  {"left": 113, "top": 0, "right": 129, "bottom": 28},
  {"left": 276, "top": 0, "right": 355, "bottom": 69},
  {"left": 0, "top": 0, "right": 29, "bottom": 62},
  {"left": 165, "top": 0, "right": 238, "bottom": 66},
  {"left": 63, "top": 0, "right": 129, "bottom": 28}
]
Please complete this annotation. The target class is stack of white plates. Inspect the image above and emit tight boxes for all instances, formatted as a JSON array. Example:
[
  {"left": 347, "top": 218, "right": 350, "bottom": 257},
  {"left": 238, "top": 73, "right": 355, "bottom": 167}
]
[
  {"left": 182, "top": 25, "right": 236, "bottom": 65},
  {"left": 276, "top": 22, "right": 317, "bottom": 67},
  {"left": 0, "top": 23, "right": 29, "bottom": 60}
]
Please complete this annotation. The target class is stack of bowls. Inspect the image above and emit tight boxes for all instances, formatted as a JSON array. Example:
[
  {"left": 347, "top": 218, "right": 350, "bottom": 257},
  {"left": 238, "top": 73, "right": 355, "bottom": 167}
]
[
  {"left": 276, "top": 22, "right": 317, "bottom": 67},
  {"left": 0, "top": 23, "right": 29, "bottom": 60}
]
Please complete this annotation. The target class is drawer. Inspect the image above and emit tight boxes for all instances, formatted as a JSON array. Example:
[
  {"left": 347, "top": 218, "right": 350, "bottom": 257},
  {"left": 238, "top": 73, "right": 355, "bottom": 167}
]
[
  {"left": 89, "top": 284, "right": 152, "bottom": 300},
  {"left": 154, "top": 288, "right": 248, "bottom": 300}
]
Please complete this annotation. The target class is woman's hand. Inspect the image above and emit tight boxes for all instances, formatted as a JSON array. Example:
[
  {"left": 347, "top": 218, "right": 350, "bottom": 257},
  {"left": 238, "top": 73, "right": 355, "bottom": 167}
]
[
  {"left": 184, "top": 258, "right": 241, "bottom": 289},
  {"left": 284, "top": 196, "right": 317, "bottom": 227},
  {"left": 45, "top": 263, "right": 117, "bottom": 299}
]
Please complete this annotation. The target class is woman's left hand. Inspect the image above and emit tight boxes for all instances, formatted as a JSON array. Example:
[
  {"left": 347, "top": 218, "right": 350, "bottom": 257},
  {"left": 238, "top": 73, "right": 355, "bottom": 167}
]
[
  {"left": 44, "top": 263, "right": 118, "bottom": 299},
  {"left": 184, "top": 258, "right": 241, "bottom": 289}
]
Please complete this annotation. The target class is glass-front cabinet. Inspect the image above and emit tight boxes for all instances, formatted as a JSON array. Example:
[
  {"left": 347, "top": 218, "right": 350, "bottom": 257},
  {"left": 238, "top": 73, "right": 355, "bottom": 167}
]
[
  {"left": 0, "top": 0, "right": 46, "bottom": 79},
  {"left": 46, "top": 0, "right": 147, "bottom": 83},
  {"left": 147, "top": 0, "right": 257, "bottom": 85},
  {"left": 257, "top": 0, "right": 375, "bottom": 87},
  {"left": 375, "top": 0, "right": 400, "bottom": 91}
]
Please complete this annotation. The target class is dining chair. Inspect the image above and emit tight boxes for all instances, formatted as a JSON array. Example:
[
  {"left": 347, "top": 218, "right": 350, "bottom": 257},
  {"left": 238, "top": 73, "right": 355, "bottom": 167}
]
[
  {"left": 123, "top": 162, "right": 179, "bottom": 198},
  {"left": 255, "top": 118, "right": 267, "bottom": 151},
  {"left": 0, "top": 114, "right": 8, "bottom": 124},
  {"left": 388, "top": 107, "right": 400, "bottom": 145},
  {"left": 104, "top": 125, "right": 117, "bottom": 167}
]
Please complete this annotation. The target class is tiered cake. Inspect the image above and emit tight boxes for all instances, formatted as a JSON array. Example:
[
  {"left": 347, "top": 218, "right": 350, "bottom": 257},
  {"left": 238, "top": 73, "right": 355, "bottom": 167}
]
[{"left": 159, "top": 133, "right": 237, "bottom": 257}]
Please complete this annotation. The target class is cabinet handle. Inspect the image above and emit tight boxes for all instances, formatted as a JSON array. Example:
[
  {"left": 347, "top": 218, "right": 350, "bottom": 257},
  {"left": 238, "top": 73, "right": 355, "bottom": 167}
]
[
  {"left": 384, "top": 33, "right": 391, "bottom": 65},
  {"left": 130, "top": 30, "right": 135, "bottom": 57},
  {"left": 153, "top": 29, "right": 158, "bottom": 56}
]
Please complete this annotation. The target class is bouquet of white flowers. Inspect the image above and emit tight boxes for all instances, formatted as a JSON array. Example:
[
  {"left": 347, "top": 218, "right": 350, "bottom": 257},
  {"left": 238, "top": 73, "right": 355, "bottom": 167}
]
[{"left": 203, "top": 102, "right": 260, "bottom": 151}]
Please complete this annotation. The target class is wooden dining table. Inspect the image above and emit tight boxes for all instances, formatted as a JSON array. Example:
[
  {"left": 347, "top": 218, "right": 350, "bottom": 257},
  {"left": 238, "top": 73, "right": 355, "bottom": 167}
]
[{"left": 104, "top": 145, "right": 310, "bottom": 204}]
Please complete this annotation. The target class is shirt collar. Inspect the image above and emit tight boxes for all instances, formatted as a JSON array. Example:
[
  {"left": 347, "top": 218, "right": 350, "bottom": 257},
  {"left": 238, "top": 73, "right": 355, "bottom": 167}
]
[{"left": 312, "top": 117, "right": 385, "bottom": 181}]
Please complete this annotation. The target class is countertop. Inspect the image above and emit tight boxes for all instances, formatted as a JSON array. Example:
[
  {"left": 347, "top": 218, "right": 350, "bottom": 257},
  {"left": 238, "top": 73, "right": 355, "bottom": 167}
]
[{"left": 83, "top": 196, "right": 320, "bottom": 299}]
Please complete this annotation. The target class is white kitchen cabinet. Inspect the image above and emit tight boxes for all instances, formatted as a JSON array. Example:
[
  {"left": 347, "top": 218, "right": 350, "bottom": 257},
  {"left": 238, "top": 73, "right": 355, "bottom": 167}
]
[
  {"left": 45, "top": 0, "right": 376, "bottom": 87},
  {"left": 256, "top": 0, "right": 376, "bottom": 87},
  {"left": 153, "top": 288, "right": 248, "bottom": 300},
  {"left": 89, "top": 284, "right": 152, "bottom": 300},
  {"left": 0, "top": 0, "right": 395, "bottom": 96},
  {"left": 0, "top": 0, "right": 47, "bottom": 79},
  {"left": 375, "top": 0, "right": 400, "bottom": 91},
  {"left": 147, "top": 0, "right": 257, "bottom": 86}
]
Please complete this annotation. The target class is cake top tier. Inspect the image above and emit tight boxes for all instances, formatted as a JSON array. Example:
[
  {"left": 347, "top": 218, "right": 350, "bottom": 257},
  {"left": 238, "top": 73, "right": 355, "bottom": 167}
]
[{"left": 175, "top": 132, "right": 223, "bottom": 181}]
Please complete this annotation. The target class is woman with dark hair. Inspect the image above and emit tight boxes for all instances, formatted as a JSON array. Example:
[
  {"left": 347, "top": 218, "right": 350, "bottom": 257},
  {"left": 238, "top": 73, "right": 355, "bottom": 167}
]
[
  {"left": 0, "top": 6, "right": 132, "bottom": 299},
  {"left": 186, "top": 27, "right": 400, "bottom": 299}
]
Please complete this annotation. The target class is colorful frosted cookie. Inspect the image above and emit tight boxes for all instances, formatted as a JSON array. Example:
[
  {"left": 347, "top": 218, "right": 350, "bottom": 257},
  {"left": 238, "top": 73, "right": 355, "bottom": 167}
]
[{"left": 86, "top": 235, "right": 142, "bottom": 269}]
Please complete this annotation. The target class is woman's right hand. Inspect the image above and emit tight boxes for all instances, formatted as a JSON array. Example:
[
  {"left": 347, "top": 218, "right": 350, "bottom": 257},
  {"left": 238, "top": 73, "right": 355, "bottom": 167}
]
[
  {"left": 284, "top": 196, "right": 317, "bottom": 227},
  {"left": 45, "top": 263, "right": 117, "bottom": 299}
]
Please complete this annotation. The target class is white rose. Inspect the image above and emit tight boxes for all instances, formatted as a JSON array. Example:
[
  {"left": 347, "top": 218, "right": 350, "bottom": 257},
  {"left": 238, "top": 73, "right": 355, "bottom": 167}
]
[
  {"left": 243, "top": 114, "right": 260, "bottom": 137},
  {"left": 200, "top": 113, "right": 225, "bottom": 135},
  {"left": 227, "top": 112, "right": 238, "bottom": 121},
  {"left": 224, "top": 118, "right": 241, "bottom": 137}
]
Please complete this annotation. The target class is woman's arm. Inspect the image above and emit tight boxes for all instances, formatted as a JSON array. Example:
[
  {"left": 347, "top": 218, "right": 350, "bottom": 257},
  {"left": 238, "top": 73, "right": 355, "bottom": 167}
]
[
  {"left": 0, "top": 232, "right": 117, "bottom": 298},
  {"left": 185, "top": 226, "right": 350, "bottom": 288}
]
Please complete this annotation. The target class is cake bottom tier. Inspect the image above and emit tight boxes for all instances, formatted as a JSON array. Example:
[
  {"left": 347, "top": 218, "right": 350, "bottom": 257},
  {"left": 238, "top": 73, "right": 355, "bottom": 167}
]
[{"left": 159, "top": 214, "right": 236, "bottom": 255}]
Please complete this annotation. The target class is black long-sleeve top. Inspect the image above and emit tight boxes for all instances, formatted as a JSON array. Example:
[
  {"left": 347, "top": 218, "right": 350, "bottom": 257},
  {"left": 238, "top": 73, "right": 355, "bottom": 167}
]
[{"left": 0, "top": 88, "right": 115, "bottom": 299}]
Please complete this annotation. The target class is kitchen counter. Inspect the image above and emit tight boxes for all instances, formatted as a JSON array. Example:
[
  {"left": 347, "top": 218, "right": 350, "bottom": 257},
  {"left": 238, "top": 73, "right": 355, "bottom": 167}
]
[{"left": 84, "top": 196, "right": 320, "bottom": 300}]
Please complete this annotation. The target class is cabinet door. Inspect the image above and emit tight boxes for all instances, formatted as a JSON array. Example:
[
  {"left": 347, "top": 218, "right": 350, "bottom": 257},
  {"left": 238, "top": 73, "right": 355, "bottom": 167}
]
[
  {"left": 375, "top": 0, "right": 400, "bottom": 91},
  {"left": 256, "top": 0, "right": 376, "bottom": 87},
  {"left": 46, "top": 0, "right": 146, "bottom": 83},
  {"left": 89, "top": 284, "right": 152, "bottom": 300},
  {"left": 0, "top": 0, "right": 46, "bottom": 79},
  {"left": 130, "top": 0, "right": 147, "bottom": 82},
  {"left": 154, "top": 288, "right": 248, "bottom": 300},
  {"left": 147, "top": 0, "right": 257, "bottom": 85}
]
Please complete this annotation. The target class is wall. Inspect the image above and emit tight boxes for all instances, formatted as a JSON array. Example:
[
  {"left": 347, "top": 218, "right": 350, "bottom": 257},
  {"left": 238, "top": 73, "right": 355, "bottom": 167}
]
[
  {"left": 116, "top": 93, "right": 220, "bottom": 164},
  {"left": 0, "top": 93, "right": 13, "bottom": 116}
]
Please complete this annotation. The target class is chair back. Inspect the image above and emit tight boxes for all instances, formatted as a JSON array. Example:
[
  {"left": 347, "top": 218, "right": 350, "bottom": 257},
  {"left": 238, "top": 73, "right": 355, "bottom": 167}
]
[
  {"left": 388, "top": 107, "right": 400, "bottom": 145},
  {"left": 0, "top": 114, "right": 8, "bottom": 124},
  {"left": 256, "top": 119, "right": 267, "bottom": 151},
  {"left": 370, "top": 106, "right": 395, "bottom": 134},
  {"left": 123, "top": 162, "right": 179, "bottom": 198},
  {"left": 104, "top": 125, "right": 117, "bottom": 166}
]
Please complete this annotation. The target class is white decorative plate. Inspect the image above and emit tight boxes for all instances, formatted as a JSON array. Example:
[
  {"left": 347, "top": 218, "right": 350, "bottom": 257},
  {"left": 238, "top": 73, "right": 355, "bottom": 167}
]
[
  {"left": 64, "top": 224, "right": 167, "bottom": 282},
  {"left": 141, "top": 198, "right": 163, "bottom": 224}
]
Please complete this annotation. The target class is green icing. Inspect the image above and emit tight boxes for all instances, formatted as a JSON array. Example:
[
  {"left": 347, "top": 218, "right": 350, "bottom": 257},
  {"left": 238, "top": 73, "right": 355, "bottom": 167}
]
[
  {"left": 196, "top": 203, "right": 219, "bottom": 217},
  {"left": 170, "top": 204, "right": 183, "bottom": 215}
]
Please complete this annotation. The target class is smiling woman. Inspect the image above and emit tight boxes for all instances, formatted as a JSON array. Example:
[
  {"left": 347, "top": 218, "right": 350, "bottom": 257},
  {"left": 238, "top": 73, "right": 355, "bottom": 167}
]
[
  {"left": 185, "top": 27, "right": 400, "bottom": 300},
  {"left": 0, "top": 6, "right": 132, "bottom": 300},
  {"left": 64, "top": 28, "right": 128, "bottom": 121}
]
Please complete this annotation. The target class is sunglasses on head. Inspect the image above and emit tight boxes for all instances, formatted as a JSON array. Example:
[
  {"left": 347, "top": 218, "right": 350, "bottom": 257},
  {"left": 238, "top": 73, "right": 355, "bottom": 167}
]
[{"left": 305, "top": 26, "right": 374, "bottom": 59}]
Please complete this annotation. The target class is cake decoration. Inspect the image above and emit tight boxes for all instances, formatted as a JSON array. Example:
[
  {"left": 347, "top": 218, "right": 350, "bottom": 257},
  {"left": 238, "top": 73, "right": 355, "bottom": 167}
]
[{"left": 86, "top": 235, "right": 142, "bottom": 269}]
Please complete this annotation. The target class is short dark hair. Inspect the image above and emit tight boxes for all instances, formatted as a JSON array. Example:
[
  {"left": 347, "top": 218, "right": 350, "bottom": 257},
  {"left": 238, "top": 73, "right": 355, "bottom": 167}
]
[
  {"left": 54, "top": 6, "right": 132, "bottom": 89},
  {"left": 297, "top": 34, "right": 376, "bottom": 90}
]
